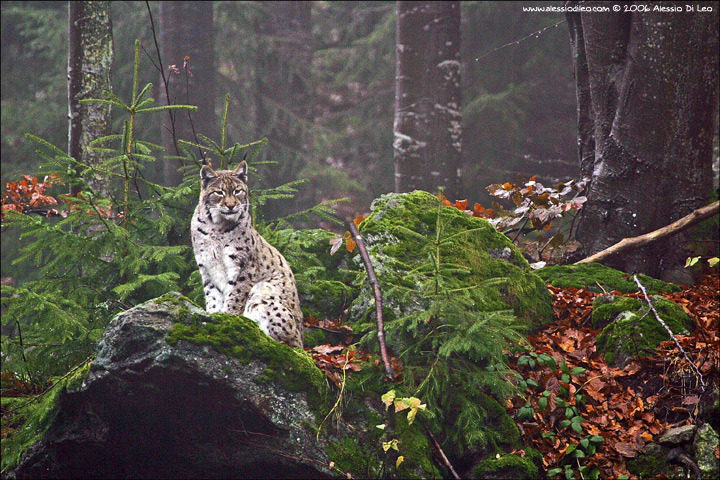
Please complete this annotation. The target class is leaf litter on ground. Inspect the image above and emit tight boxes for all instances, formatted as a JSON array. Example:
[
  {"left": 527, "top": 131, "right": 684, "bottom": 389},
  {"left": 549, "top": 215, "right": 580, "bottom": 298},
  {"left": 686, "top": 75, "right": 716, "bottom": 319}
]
[{"left": 508, "top": 272, "right": 719, "bottom": 478}]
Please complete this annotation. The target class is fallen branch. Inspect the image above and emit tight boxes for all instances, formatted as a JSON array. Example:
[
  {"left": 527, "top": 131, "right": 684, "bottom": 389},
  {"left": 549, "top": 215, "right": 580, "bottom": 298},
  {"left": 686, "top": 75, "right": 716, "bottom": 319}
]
[
  {"left": 575, "top": 201, "right": 719, "bottom": 265},
  {"left": 633, "top": 275, "right": 706, "bottom": 391},
  {"left": 348, "top": 221, "right": 394, "bottom": 381}
]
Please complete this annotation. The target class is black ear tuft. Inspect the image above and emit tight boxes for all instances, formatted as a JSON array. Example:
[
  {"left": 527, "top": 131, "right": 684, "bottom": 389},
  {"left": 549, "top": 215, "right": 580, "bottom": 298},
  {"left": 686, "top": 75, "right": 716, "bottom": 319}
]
[
  {"left": 200, "top": 165, "right": 217, "bottom": 188},
  {"left": 232, "top": 161, "right": 248, "bottom": 183}
]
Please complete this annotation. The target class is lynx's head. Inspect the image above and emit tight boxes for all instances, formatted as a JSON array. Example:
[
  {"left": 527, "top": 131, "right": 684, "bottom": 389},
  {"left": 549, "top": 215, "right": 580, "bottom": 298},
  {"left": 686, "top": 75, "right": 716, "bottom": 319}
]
[{"left": 199, "top": 161, "right": 250, "bottom": 224}]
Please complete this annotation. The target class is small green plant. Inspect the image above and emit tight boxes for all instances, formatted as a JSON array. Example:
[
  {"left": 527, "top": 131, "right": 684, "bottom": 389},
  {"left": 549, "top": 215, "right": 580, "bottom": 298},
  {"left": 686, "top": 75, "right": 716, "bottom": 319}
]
[
  {"left": 515, "top": 351, "right": 605, "bottom": 479},
  {"left": 376, "top": 389, "right": 428, "bottom": 469}
]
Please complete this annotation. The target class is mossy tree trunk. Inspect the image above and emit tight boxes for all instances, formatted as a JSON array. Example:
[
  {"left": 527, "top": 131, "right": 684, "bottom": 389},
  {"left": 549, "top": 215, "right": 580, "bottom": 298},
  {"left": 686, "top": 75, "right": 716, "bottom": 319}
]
[
  {"left": 394, "top": 1, "right": 462, "bottom": 200},
  {"left": 566, "top": 2, "right": 719, "bottom": 279},
  {"left": 68, "top": 1, "right": 113, "bottom": 196},
  {"left": 159, "top": 1, "right": 216, "bottom": 187}
]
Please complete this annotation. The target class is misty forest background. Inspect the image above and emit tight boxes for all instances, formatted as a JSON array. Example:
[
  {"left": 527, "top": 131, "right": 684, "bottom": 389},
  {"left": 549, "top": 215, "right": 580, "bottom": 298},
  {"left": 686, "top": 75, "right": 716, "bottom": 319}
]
[{"left": 1, "top": 1, "right": 583, "bottom": 282}]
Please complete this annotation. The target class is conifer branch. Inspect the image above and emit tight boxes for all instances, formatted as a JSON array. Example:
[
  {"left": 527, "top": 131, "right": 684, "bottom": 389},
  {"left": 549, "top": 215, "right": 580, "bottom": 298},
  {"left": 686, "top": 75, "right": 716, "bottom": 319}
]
[
  {"left": 347, "top": 221, "right": 394, "bottom": 381},
  {"left": 633, "top": 275, "right": 706, "bottom": 391}
]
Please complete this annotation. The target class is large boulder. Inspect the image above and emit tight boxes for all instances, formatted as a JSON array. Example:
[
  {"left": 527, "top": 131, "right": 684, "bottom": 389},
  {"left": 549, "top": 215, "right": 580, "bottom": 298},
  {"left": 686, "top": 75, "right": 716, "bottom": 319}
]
[
  {"left": 351, "top": 191, "right": 553, "bottom": 331},
  {"left": 6, "top": 294, "right": 437, "bottom": 479}
]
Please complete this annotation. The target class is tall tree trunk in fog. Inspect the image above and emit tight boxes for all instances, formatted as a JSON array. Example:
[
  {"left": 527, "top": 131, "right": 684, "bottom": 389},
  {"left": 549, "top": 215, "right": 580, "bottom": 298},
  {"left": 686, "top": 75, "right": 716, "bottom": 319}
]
[
  {"left": 567, "top": 3, "right": 719, "bottom": 281},
  {"left": 394, "top": 1, "right": 462, "bottom": 200},
  {"left": 159, "top": 1, "right": 216, "bottom": 186},
  {"left": 68, "top": 1, "right": 113, "bottom": 195},
  {"left": 253, "top": 0, "right": 313, "bottom": 214}
]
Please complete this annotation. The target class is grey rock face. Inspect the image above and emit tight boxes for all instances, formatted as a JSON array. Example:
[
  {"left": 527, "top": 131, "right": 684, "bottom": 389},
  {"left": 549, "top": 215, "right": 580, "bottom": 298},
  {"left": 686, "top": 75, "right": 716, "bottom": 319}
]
[{"left": 658, "top": 425, "right": 698, "bottom": 446}]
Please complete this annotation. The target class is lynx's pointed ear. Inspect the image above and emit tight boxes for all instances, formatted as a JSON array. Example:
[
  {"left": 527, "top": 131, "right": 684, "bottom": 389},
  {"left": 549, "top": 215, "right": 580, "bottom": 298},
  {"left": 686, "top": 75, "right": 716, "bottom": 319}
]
[
  {"left": 232, "top": 161, "right": 248, "bottom": 183},
  {"left": 200, "top": 165, "right": 217, "bottom": 188}
]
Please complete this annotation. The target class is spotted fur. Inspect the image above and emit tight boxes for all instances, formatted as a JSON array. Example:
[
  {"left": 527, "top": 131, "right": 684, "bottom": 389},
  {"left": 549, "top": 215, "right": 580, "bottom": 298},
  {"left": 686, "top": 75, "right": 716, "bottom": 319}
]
[{"left": 190, "top": 161, "right": 304, "bottom": 348}]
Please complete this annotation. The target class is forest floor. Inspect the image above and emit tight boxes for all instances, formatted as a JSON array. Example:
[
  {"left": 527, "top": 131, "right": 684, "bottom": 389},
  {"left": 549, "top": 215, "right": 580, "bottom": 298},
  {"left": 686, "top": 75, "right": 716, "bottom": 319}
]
[
  {"left": 2, "top": 271, "right": 717, "bottom": 478},
  {"left": 308, "top": 271, "right": 719, "bottom": 479},
  {"left": 506, "top": 271, "right": 719, "bottom": 478}
]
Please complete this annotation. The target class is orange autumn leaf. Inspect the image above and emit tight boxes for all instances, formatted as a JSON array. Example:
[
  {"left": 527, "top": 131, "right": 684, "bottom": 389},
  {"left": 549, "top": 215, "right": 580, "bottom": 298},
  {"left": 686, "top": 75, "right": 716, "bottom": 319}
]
[{"left": 454, "top": 199, "right": 468, "bottom": 210}]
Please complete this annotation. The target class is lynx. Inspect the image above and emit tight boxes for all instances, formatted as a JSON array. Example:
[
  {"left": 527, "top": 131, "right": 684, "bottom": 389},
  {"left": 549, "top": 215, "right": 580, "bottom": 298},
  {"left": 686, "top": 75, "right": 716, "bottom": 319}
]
[{"left": 190, "top": 161, "right": 304, "bottom": 348}]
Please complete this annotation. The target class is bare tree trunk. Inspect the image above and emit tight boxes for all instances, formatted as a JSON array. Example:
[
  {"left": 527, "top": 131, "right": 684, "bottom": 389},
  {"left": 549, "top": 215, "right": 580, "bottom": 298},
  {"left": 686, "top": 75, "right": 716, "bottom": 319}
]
[
  {"left": 394, "top": 1, "right": 462, "bottom": 200},
  {"left": 159, "top": 1, "right": 216, "bottom": 186},
  {"left": 68, "top": 1, "right": 113, "bottom": 195},
  {"left": 253, "top": 1, "right": 313, "bottom": 218},
  {"left": 566, "top": 1, "right": 719, "bottom": 281}
]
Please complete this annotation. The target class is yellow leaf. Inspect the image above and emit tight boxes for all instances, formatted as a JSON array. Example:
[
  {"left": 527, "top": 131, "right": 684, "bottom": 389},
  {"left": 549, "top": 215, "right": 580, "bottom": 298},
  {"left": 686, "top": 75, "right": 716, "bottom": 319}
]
[
  {"left": 381, "top": 390, "right": 396, "bottom": 409},
  {"left": 382, "top": 439, "right": 399, "bottom": 452},
  {"left": 396, "top": 456, "right": 404, "bottom": 468},
  {"left": 407, "top": 408, "right": 417, "bottom": 425},
  {"left": 376, "top": 424, "right": 386, "bottom": 430}
]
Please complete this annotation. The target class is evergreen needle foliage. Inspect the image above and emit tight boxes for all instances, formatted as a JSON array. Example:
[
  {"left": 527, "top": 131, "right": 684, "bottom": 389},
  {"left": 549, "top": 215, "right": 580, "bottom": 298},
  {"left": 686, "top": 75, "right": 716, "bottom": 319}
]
[
  {"left": 357, "top": 193, "right": 527, "bottom": 455},
  {"left": 1, "top": 41, "right": 346, "bottom": 388}
]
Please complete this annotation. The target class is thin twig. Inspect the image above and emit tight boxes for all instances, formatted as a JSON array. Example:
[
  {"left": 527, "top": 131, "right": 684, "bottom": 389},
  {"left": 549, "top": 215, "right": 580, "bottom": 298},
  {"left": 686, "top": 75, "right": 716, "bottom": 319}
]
[
  {"left": 422, "top": 421, "right": 461, "bottom": 480},
  {"left": 347, "top": 221, "right": 394, "bottom": 381},
  {"left": 182, "top": 57, "right": 207, "bottom": 162},
  {"left": 144, "top": 1, "right": 180, "bottom": 157},
  {"left": 633, "top": 275, "right": 706, "bottom": 391}
]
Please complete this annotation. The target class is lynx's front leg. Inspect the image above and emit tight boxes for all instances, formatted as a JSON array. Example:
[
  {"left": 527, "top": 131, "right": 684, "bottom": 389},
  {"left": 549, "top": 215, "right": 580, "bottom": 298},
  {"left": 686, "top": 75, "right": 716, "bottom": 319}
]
[
  {"left": 198, "top": 265, "right": 224, "bottom": 313},
  {"left": 221, "top": 259, "right": 251, "bottom": 315}
]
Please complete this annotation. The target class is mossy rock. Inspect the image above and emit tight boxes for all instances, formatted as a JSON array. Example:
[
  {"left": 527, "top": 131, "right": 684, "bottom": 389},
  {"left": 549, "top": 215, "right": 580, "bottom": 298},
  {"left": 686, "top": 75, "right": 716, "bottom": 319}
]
[
  {"left": 591, "top": 296, "right": 643, "bottom": 329},
  {"left": 166, "top": 311, "right": 327, "bottom": 397},
  {"left": 537, "top": 263, "right": 681, "bottom": 294},
  {"left": 5, "top": 294, "right": 445, "bottom": 478},
  {"left": 473, "top": 449, "right": 542, "bottom": 479},
  {"left": 694, "top": 424, "right": 720, "bottom": 479},
  {"left": 352, "top": 191, "right": 552, "bottom": 331},
  {"left": 595, "top": 296, "right": 694, "bottom": 366},
  {"left": 627, "top": 443, "right": 685, "bottom": 479}
]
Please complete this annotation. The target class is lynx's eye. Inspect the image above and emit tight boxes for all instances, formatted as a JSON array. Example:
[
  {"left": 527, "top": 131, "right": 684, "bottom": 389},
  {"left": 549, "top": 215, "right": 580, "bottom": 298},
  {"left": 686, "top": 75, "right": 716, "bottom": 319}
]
[
  {"left": 234, "top": 188, "right": 244, "bottom": 196},
  {"left": 212, "top": 190, "right": 224, "bottom": 197}
]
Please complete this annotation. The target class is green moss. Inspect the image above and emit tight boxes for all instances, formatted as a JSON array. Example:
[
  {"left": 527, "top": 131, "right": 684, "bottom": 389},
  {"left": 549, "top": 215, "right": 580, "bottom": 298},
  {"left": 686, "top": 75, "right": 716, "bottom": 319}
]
[
  {"left": 596, "top": 297, "right": 694, "bottom": 366},
  {"left": 355, "top": 191, "right": 552, "bottom": 330},
  {"left": 393, "top": 415, "right": 442, "bottom": 479},
  {"left": 627, "top": 443, "right": 671, "bottom": 479},
  {"left": 473, "top": 452, "right": 539, "bottom": 479},
  {"left": 591, "top": 296, "right": 642, "bottom": 329},
  {"left": 166, "top": 312, "right": 327, "bottom": 397},
  {"left": 302, "top": 328, "right": 327, "bottom": 349},
  {"left": 478, "top": 392, "right": 521, "bottom": 447},
  {"left": 537, "top": 263, "right": 681, "bottom": 294},
  {"left": 327, "top": 435, "right": 385, "bottom": 478}
]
